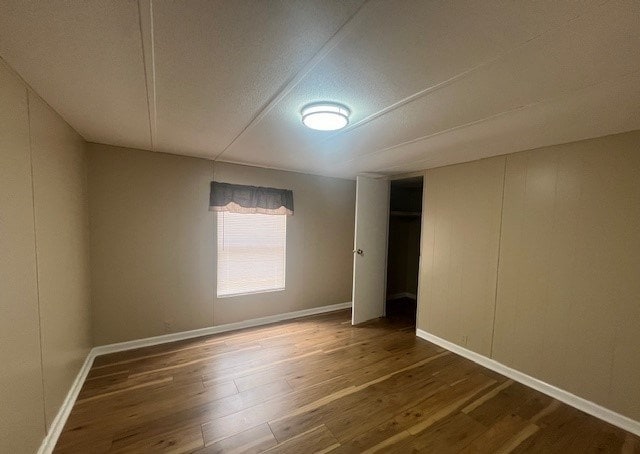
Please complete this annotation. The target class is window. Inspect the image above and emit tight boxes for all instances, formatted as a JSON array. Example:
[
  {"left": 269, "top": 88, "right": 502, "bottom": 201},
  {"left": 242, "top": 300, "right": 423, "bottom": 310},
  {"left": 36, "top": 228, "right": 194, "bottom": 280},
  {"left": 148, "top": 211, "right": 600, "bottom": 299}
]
[{"left": 216, "top": 212, "right": 286, "bottom": 297}]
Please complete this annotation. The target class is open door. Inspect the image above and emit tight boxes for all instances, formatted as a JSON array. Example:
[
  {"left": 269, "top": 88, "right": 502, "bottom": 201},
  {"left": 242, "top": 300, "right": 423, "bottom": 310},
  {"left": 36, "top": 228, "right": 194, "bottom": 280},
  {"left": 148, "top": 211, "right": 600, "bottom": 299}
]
[{"left": 352, "top": 176, "right": 390, "bottom": 325}]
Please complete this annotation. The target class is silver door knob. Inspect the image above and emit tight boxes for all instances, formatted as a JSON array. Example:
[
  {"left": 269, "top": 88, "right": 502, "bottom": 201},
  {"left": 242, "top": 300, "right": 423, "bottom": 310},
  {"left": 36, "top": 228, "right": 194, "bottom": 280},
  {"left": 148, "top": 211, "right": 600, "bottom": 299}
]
[{"left": 354, "top": 249, "right": 364, "bottom": 255}]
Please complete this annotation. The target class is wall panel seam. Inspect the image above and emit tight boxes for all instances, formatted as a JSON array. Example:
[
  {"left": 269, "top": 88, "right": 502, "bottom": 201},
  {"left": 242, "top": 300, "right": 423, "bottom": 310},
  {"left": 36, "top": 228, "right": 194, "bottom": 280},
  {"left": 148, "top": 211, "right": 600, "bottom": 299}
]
[
  {"left": 489, "top": 156, "right": 508, "bottom": 358},
  {"left": 26, "top": 88, "right": 49, "bottom": 433}
]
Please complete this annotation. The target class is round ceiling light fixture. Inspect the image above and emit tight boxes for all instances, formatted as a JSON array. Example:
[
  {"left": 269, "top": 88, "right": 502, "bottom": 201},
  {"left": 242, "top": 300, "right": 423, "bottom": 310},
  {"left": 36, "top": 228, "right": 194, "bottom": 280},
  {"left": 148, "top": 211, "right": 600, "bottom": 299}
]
[{"left": 301, "top": 102, "right": 350, "bottom": 131}]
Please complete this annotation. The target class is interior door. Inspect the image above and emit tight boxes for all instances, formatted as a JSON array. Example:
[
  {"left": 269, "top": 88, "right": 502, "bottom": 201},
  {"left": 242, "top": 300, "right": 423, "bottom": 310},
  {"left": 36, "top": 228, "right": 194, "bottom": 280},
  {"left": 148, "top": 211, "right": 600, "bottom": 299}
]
[{"left": 352, "top": 176, "right": 390, "bottom": 325}]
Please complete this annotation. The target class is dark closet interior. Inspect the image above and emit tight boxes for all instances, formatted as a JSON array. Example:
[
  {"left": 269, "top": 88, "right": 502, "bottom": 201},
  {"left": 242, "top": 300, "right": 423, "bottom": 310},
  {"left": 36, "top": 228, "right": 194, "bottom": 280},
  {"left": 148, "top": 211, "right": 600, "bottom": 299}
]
[{"left": 386, "top": 176, "right": 423, "bottom": 325}]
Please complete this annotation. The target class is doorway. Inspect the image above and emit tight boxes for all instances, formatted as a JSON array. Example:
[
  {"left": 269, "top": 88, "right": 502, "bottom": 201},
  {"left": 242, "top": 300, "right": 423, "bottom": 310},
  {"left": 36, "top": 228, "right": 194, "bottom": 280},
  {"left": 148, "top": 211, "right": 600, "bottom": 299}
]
[{"left": 385, "top": 176, "right": 423, "bottom": 326}]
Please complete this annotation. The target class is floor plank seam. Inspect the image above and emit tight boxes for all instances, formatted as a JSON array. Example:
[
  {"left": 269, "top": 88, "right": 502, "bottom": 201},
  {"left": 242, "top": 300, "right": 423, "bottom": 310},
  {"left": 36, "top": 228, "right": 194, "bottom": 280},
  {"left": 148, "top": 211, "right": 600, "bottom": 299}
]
[{"left": 53, "top": 310, "right": 640, "bottom": 453}]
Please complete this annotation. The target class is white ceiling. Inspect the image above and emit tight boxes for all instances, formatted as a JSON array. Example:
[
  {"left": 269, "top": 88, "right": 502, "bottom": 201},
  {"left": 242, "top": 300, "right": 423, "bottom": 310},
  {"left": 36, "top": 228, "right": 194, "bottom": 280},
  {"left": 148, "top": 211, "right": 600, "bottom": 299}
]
[{"left": 1, "top": 0, "right": 639, "bottom": 179}]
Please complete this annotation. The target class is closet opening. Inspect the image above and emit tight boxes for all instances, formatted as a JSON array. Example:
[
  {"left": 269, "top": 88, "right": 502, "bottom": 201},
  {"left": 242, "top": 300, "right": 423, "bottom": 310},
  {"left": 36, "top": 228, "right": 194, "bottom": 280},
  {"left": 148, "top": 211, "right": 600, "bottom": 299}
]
[{"left": 385, "top": 176, "right": 423, "bottom": 326}]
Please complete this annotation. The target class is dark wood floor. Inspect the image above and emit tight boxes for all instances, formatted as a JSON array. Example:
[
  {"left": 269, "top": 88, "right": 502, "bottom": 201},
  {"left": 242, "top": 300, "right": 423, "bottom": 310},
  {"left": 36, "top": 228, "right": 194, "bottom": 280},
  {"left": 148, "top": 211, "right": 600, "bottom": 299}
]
[{"left": 55, "top": 309, "right": 640, "bottom": 453}]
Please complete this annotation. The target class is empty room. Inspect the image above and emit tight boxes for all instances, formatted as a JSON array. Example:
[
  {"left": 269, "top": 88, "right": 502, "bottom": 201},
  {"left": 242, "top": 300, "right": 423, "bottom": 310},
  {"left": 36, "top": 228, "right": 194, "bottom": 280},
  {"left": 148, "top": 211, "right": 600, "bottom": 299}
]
[{"left": 2, "top": 1, "right": 640, "bottom": 453}]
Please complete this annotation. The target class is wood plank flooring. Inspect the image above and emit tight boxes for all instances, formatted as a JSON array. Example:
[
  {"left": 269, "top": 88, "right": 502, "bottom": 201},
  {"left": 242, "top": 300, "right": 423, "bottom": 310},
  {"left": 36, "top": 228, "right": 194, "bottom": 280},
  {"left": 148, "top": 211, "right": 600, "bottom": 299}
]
[{"left": 55, "top": 309, "right": 640, "bottom": 453}]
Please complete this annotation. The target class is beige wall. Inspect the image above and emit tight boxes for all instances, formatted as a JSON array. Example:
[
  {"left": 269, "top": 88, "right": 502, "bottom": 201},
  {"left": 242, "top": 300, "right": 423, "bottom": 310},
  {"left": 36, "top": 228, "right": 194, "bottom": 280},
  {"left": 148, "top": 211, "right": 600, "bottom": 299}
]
[
  {"left": 0, "top": 58, "right": 44, "bottom": 454},
  {"left": 88, "top": 144, "right": 356, "bottom": 345},
  {"left": 29, "top": 93, "right": 92, "bottom": 426},
  {"left": 493, "top": 131, "right": 640, "bottom": 420},
  {"left": 418, "top": 130, "right": 640, "bottom": 422},
  {"left": 212, "top": 161, "right": 356, "bottom": 327},
  {"left": 0, "top": 60, "right": 91, "bottom": 452},
  {"left": 419, "top": 156, "right": 505, "bottom": 356},
  {"left": 88, "top": 145, "right": 215, "bottom": 345}
]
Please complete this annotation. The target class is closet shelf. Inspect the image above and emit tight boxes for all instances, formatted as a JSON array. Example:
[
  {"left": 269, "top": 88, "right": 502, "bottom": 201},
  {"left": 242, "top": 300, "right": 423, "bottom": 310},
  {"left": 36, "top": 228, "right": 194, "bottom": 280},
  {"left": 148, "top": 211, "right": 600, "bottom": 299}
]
[{"left": 390, "top": 211, "right": 421, "bottom": 217}]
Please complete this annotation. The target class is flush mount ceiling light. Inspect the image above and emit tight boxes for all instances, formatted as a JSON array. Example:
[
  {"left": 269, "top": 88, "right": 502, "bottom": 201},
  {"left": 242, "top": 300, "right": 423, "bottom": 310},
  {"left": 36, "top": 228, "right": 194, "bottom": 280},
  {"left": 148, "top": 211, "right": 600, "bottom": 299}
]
[{"left": 301, "top": 102, "right": 350, "bottom": 131}]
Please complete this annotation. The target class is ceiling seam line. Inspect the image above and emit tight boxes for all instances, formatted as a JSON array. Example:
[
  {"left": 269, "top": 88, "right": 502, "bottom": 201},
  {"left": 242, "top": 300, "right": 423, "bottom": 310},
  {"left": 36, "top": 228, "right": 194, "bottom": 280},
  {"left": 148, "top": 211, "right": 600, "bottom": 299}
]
[
  {"left": 378, "top": 115, "right": 636, "bottom": 175},
  {"left": 339, "top": 68, "right": 640, "bottom": 171},
  {"left": 309, "top": 0, "right": 613, "bottom": 152},
  {"left": 212, "top": 157, "right": 352, "bottom": 180},
  {"left": 211, "top": 0, "right": 371, "bottom": 163},
  {"left": 137, "top": 0, "right": 156, "bottom": 151},
  {"left": 147, "top": 0, "right": 157, "bottom": 149}
]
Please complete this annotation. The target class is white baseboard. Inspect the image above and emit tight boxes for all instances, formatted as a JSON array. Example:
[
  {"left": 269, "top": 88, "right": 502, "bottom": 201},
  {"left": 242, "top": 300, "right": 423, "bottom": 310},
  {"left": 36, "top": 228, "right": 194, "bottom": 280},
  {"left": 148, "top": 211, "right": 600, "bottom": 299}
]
[
  {"left": 93, "top": 301, "right": 352, "bottom": 356},
  {"left": 37, "top": 352, "right": 95, "bottom": 454},
  {"left": 36, "top": 301, "right": 352, "bottom": 453},
  {"left": 415, "top": 328, "right": 640, "bottom": 437},
  {"left": 387, "top": 292, "right": 417, "bottom": 301}
]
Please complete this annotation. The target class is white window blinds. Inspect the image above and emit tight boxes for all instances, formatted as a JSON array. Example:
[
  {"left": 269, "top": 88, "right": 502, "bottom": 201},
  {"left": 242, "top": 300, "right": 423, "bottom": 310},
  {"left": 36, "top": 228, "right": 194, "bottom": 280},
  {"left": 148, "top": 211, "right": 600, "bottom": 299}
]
[{"left": 216, "top": 212, "right": 286, "bottom": 297}]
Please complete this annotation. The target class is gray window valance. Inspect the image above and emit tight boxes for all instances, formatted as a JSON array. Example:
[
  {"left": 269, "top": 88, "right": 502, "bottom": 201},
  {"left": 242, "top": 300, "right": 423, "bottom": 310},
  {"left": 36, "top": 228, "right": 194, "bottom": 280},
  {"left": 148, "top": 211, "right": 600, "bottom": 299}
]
[{"left": 209, "top": 181, "right": 294, "bottom": 215}]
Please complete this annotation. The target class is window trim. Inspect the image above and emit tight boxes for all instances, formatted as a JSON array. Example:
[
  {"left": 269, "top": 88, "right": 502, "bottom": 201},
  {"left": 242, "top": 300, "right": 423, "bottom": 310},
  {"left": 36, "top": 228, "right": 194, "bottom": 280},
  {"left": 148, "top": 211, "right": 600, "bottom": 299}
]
[{"left": 216, "top": 286, "right": 286, "bottom": 299}]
